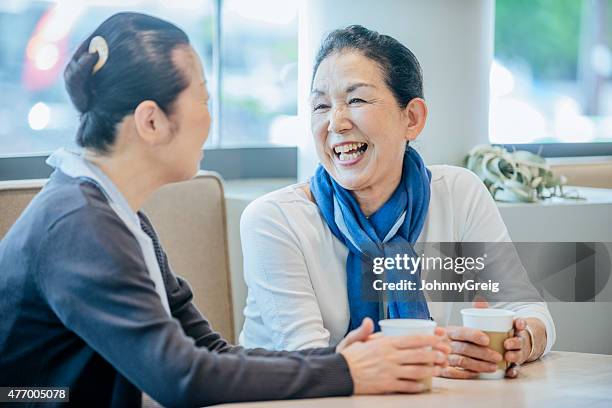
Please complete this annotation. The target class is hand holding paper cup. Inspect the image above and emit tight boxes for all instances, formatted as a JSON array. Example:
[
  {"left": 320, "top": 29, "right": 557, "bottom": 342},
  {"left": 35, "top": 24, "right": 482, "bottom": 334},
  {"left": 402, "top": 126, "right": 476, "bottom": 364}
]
[
  {"left": 379, "top": 319, "right": 445, "bottom": 391},
  {"left": 460, "top": 308, "right": 516, "bottom": 379}
]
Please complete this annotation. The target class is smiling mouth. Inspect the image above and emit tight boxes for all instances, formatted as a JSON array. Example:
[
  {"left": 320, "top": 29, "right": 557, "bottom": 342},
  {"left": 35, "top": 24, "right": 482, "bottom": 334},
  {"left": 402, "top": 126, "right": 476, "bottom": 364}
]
[{"left": 333, "top": 142, "right": 368, "bottom": 162}]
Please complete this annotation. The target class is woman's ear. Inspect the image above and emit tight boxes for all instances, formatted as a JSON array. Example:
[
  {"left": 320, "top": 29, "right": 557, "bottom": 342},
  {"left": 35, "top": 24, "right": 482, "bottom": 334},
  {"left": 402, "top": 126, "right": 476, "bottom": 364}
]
[
  {"left": 402, "top": 98, "right": 428, "bottom": 141},
  {"left": 133, "top": 100, "right": 173, "bottom": 146}
]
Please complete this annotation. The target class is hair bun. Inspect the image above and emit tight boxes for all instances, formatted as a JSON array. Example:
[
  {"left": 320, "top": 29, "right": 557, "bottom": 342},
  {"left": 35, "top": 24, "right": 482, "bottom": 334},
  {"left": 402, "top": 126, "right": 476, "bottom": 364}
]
[
  {"left": 64, "top": 51, "right": 98, "bottom": 113},
  {"left": 63, "top": 13, "right": 190, "bottom": 153}
]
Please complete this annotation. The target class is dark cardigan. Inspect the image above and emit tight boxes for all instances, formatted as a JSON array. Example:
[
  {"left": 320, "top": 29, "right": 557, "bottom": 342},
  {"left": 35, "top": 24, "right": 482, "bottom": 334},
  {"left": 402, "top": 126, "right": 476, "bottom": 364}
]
[{"left": 0, "top": 170, "right": 352, "bottom": 407}]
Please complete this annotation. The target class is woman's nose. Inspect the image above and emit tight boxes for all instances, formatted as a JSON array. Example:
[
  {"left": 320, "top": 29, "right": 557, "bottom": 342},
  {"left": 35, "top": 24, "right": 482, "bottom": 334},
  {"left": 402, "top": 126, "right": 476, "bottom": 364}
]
[{"left": 327, "top": 105, "right": 352, "bottom": 134}]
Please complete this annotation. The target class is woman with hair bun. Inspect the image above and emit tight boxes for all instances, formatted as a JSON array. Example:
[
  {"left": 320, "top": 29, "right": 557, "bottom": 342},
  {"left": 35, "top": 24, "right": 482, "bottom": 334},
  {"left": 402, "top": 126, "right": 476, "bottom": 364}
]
[{"left": 0, "top": 13, "right": 449, "bottom": 407}]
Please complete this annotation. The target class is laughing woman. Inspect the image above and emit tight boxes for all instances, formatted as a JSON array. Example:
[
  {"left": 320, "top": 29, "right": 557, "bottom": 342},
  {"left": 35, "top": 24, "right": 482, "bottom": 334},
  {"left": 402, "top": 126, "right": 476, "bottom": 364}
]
[{"left": 240, "top": 25, "right": 556, "bottom": 379}]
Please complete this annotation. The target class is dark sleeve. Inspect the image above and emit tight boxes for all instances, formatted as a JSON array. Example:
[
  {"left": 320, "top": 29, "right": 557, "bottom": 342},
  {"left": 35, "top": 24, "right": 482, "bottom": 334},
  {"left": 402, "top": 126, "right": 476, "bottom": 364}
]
[
  {"left": 140, "top": 210, "right": 337, "bottom": 358},
  {"left": 37, "top": 207, "right": 353, "bottom": 408}
]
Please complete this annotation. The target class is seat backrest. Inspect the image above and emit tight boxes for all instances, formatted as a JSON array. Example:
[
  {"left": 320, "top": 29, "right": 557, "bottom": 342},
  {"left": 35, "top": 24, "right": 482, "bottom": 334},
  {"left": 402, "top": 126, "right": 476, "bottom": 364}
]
[
  {"left": 0, "top": 179, "right": 46, "bottom": 239},
  {"left": 0, "top": 172, "right": 234, "bottom": 342},
  {"left": 143, "top": 172, "right": 234, "bottom": 342}
]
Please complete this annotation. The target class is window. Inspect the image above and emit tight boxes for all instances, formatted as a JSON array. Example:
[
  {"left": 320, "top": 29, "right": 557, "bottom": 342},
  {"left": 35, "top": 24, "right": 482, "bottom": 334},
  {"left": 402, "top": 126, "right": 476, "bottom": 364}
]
[
  {"left": 0, "top": 0, "right": 299, "bottom": 157},
  {"left": 220, "top": 0, "right": 299, "bottom": 147},
  {"left": 491, "top": 0, "right": 612, "bottom": 148}
]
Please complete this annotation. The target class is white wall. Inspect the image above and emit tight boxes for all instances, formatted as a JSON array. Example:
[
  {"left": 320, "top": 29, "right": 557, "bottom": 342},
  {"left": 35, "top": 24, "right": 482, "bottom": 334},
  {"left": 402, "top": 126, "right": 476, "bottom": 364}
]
[{"left": 297, "top": 0, "right": 494, "bottom": 180}]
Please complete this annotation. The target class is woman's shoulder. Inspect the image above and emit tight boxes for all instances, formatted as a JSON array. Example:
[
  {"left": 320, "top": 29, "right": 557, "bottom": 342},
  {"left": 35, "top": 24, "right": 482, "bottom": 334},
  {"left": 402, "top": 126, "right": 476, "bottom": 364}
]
[
  {"left": 240, "top": 182, "right": 316, "bottom": 214},
  {"left": 428, "top": 164, "right": 489, "bottom": 199},
  {"left": 240, "top": 182, "right": 319, "bottom": 227},
  {"left": 10, "top": 171, "right": 127, "bottom": 244},
  {"left": 1, "top": 171, "right": 140, "bottom": 282},
  {"left": 427, "top": 165, "right": 508, "bottom": 242},
  {"left": 39, "top": 173, "right": 116, "bottom": 224},
  {"left": 428, "top": 164, "right": 483, "bottom": 187}
]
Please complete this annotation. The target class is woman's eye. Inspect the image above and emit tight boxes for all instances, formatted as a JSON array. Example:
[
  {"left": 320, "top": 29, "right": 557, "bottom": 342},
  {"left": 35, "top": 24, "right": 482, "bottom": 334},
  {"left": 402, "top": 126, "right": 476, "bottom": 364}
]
[
  {"left": 349, "top": 98, "right": 366, "bottom": 104},
  {"left": 313, "top": 104, "right": 330, "bottom": 112}
]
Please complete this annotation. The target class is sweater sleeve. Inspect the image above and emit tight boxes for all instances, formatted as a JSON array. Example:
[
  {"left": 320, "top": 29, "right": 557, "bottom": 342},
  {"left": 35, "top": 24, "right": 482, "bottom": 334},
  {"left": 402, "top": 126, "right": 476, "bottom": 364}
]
[
  {"left": 452, "top": 167, "right": 556, "bottom": 354},
  {"left": 239, "top": 196, "right": 334, "bottom": 350},
  {"left": 36, "top": 206, "right": 352, "bottom": 408}
]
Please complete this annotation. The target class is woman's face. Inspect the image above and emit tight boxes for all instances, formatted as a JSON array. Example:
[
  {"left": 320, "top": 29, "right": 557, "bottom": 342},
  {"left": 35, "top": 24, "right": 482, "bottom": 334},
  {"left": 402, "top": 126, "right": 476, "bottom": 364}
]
[
  {"left": 164, "top": 46, "right": 211, "bottom": 181},
  {"left": 310, "top": 51, "right": 419, "bottom": 191}
]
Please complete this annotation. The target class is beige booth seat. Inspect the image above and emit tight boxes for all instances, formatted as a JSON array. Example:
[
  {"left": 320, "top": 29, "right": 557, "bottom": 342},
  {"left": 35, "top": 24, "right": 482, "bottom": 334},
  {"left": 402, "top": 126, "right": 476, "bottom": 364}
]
[
  {"left": 551, "top": 162, "right": 612, "bottom": 189},
  {"left": 0, "top": 171, "right": 234, "bottom": 342}
]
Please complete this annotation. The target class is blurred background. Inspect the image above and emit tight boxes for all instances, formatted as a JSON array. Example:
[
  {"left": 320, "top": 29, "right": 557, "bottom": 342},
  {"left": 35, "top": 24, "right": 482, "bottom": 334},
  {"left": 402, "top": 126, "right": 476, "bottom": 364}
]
[
  {"left": 491, "top": 0, "right": 612, "bottom": 145},
  {"left": 0, "top": 0, "right": 299, "bottom": 155},
  {"left": 0, "top": 0, "right": 610, "bottom": 158}
]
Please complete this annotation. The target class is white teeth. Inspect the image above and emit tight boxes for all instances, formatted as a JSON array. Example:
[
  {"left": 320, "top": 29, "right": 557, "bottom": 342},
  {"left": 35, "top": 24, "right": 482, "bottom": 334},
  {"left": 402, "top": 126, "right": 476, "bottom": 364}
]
[
  {"left": 338, "top": 149, "right": 365, "bottom": 161},
  {"left": 334, "top": 142, "right": 365, "bottom": 154}
]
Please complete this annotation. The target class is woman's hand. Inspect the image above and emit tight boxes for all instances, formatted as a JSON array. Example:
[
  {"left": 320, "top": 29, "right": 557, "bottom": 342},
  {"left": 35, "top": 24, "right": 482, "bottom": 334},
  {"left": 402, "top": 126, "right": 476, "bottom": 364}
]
[
  {"left": 440, "top": 325, "right": 501, "bottom": 379},
  {"left": 335, "top": 317, "right": 376, "bottom": 353},
  {"left": 504, "top": 317, "right": 547, "bottom": 378},
  {"left": 441, "top": 313, "right": 547, "bottom": 379},
  {"left": 503, "top": 317, "right": 531, "bottom": 378},
  {"left": 444, "top": 317, "right": 534, "bottom": 379},
  {"left": 338, "top": 318, "right": 450, "bottom": 394}
]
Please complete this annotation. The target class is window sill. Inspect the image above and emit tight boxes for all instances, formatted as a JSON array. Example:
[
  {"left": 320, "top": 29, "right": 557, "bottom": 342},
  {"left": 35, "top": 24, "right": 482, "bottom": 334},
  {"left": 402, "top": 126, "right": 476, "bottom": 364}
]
[{"left": 0, "top": 146, "right": 298, "bottom": 181}]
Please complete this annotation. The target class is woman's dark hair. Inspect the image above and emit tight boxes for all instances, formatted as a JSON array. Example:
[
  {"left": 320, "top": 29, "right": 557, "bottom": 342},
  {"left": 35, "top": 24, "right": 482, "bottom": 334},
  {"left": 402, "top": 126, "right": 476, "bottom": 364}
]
[
  {"left": 64, "top": 12, "right": 190, "bottom": 153},
  {"left": 312, "top": 25, "right": 423, "bottom": 108}
]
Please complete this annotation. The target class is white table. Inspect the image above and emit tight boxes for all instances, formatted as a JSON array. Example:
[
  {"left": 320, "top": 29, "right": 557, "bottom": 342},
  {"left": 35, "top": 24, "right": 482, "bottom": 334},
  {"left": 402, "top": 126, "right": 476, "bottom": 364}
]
[{"left": 219, "top": 352, "right": 612, "bottom": 408}]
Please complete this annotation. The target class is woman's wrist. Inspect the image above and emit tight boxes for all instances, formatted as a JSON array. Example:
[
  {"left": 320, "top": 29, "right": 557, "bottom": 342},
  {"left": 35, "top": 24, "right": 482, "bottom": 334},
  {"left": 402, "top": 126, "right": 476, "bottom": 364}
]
[
  {"left": 524, "top": 325, "right": 536, "bottom": 361},
  {"left": 524, "top": 317, "right": 547, "bottom": 362}
]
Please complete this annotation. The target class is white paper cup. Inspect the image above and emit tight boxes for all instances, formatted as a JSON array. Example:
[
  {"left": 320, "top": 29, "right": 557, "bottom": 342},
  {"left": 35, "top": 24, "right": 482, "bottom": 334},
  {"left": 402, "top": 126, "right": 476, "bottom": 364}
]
[
  {"left": 379, "top": 318, "right": 437, "bottom": 337},
  {"left": 460, "top": 308, "right": 516, "bottom": 379},
  {"left": 379, "top": 319, "right": 437, "bottom": 390}
]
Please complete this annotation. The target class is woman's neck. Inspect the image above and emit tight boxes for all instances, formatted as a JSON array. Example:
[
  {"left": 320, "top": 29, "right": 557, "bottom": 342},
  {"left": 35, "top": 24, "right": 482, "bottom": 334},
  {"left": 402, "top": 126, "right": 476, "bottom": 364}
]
[
  {"left": 352, "top": 170, "right": 402, "bottom": 217},
  {"left": 84, "top": 151, "right": 162, "bottom": 213}
]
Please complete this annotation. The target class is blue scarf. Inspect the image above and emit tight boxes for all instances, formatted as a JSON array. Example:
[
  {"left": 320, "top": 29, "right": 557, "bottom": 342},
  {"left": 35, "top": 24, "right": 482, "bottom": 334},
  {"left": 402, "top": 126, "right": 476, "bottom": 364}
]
[{"left": 310, "top": 147, "right": 431, "bottom": 332}]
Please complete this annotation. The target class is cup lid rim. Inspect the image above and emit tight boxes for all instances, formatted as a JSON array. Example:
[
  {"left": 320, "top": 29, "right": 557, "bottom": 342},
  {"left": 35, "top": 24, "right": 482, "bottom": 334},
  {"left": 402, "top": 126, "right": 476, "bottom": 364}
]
[
  {"left": 460, "top": 308, "right": 516, "bottom": 317},
  {"left": 379, "top": 318, "right": 437, "bottom": 328}
]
